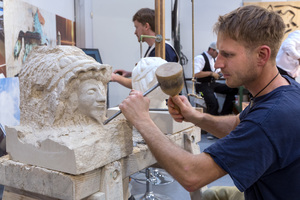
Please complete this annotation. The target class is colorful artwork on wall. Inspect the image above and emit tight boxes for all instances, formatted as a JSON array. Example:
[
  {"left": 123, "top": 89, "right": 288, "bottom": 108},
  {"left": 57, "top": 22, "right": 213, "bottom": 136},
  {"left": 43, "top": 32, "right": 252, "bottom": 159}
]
[
  {"left": 56, "top": 15, "right": 76, "bottom": 46},
  {"left": 3, "top": 0, "right": 75, "bottom": 77},
  {"left": 4, "top": 0, "right": 56, "bottom": 77}
]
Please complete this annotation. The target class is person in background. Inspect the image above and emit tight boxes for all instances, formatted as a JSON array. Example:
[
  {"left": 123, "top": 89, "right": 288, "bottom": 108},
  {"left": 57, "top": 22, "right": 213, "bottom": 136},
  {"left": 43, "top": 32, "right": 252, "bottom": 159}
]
[
  {"left": 194, "top": 42, "right": 238, "bottom": 139},
  {"left": 111, "top": 8, "right": 179, "bottom": 88},
  {"left": 194, "top": 42, "right": 238, "bottom": 117},
  {"left": 112, "top": 9, "right": 179, "bottom": 200},
  {"left": 276, "top": 30, "right": 300, "bottom": 79},
  {"left": 119, "top": 5, "right": 300, "bottom": 200}
]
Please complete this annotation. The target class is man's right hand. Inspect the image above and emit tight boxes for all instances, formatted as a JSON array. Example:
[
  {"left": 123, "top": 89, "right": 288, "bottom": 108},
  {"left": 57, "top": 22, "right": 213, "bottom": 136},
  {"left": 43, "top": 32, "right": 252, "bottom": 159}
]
[
  {"left": 168, "top": 95, "right": 197, "bottom": 123},
  {"left": 119, "top": 90, "right": 151, "bottom": 128},
  {"left": 113, "top": 69, "right": 132, "bottom": 77}
]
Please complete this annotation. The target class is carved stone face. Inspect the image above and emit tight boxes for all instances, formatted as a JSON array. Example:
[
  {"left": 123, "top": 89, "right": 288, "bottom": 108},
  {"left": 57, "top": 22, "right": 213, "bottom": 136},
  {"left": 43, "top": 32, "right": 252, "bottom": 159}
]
[{"left": 77, "top": 79, "right": 106, "bottom": 122}]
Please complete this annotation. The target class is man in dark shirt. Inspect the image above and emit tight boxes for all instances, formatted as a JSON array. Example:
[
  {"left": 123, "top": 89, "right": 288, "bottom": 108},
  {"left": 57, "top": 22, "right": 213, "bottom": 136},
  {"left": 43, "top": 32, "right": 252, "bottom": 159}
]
[
  {"left": 112, "top": 8, "right": 178, "bottom": 87},
  {"left": 119, "top": 5, "right": 300, "bottom": 200}
]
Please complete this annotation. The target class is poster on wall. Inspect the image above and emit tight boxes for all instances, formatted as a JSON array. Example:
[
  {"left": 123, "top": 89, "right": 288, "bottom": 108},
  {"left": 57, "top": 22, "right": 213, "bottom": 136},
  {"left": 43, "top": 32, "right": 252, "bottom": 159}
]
[
  {"left": 0, "top": 77, "right": 20, "bottom": 127},
  {"left": 0, "top": 0, "right": 5, "bottom": 78},
  {"left": 56, "top": 15, "right": 76, "bottom": 46},
  {"left": 244, "top": 1, "right": 300, "bottom": 39}
]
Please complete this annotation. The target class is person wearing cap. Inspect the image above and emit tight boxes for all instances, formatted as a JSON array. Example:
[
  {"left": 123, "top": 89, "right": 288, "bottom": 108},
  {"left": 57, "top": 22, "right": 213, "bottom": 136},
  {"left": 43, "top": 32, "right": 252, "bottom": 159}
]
[{"left": 194, "top": 42, "right": 238, "bottom": 118}]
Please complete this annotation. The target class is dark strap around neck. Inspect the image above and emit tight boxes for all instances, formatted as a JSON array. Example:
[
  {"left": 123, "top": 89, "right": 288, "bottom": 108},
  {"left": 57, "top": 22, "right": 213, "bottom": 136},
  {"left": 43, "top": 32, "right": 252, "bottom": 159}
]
[{"left": 144, "top": 46, "right": 152, "bottom": 58}]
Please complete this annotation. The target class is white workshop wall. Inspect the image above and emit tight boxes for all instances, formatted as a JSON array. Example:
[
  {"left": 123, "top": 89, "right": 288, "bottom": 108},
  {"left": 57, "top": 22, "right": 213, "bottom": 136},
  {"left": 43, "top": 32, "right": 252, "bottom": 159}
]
[
  {"left": 84, "top": 0, "right": 300, "bottom": 107},
  {"left": 90, "top": 0, "right": 242, "bottom": 107},
  {"left": 12, "top": 0, "right": 300, "bottom": 108},
  {"left": 22, "top": 0, "right": 74, "bottom": 21},
  {"left": 20, "top": 0, "right": 300, "bottom": 107},
  {"left": 91, "top": 0, "right": 173, "bottom": 107}
]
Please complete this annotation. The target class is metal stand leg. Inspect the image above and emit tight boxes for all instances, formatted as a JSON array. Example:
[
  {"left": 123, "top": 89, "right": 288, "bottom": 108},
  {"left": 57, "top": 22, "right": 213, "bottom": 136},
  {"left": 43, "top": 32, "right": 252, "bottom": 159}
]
[
  {"left": 134, "top": 168, "right": 171, "bottom": 200},
  {"left": 131, "top": 167, "right": 174, "bottom": 186}
]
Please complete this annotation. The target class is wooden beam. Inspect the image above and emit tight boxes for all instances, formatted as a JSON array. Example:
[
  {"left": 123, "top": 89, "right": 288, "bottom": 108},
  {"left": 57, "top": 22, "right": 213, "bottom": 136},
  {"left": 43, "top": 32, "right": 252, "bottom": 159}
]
[{"left": 155, "top": 0, "right": 165, "bottom": 59}]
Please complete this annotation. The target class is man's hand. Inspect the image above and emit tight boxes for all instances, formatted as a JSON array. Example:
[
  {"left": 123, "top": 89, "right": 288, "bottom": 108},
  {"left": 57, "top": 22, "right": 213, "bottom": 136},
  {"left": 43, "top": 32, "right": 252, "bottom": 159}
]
[
  {"left": 110, "top": 73, "right": 133, "bottom": 89},
  {"left": 168, "top": 95, "right": 197, "bottom": 123},
  {"left": 211, "top": 72, "right": 220, "bottom": 80},
  {"left": 119, "top": 90, "right": 151, "bottom": 126},
  {"left": 111, "top": 73, "right": 118, "bottom": 82},
  {"left": 113, "top": 69, "right": 132, "bottom": 77}
]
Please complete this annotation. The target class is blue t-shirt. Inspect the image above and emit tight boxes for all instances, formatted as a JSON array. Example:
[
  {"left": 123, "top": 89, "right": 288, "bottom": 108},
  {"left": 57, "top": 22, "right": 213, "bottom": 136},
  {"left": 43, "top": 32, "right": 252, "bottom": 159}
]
[
  {"left": 148, "top": 43, "right": 178, "bottom": 62},
  {"left": 204, "top": 76, "right": 300, "bottom": 200}
]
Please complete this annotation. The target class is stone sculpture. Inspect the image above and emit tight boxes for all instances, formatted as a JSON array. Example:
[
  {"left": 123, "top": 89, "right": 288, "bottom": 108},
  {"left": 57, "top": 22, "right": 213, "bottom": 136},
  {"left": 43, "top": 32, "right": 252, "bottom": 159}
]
[{"left": 6, "top": 46, "right": 133, "bottom": 174}]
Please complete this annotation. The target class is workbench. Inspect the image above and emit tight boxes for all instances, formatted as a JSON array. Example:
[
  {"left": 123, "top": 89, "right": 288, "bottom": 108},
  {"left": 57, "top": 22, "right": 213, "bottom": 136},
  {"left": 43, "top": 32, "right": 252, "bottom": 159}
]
[{"left": 0, "top": 116, "right": 204, "bottom": 200}]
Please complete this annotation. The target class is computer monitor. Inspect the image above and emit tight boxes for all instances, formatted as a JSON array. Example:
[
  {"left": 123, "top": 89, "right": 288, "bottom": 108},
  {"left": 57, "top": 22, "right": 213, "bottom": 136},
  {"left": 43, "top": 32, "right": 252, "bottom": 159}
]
[{"left": 81, "top": 48, "right": 103, "bottom": 64}]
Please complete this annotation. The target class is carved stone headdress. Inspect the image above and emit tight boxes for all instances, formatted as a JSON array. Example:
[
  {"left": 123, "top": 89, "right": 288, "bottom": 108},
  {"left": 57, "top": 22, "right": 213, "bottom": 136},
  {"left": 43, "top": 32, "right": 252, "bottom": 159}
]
[{"left": 19, "top": 46, "right": 112, "bottom": 128}]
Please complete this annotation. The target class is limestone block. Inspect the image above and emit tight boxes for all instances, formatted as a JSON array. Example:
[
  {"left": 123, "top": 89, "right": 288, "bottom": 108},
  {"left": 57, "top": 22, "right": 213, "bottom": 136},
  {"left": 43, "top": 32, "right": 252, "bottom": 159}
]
[
  {"left": 0, "top": 127, "right": 200, "bottom": 200},
  {"left": 6, "top": 46, "right": 133, "bottom": 175},
  {"left": 0, "top": 155, "right": 102, "bottom": 199},
  {"left": 107, "top": 107, "right": 194, "bottom": 134},
  {"left": 121, "top": 126, "right": 200, "bottom": 178},
  {"left": 100, "top": 161, "right": 123, "bottom": 200},
  {"left": 86, "top": 192, "right": 105, "bottom": 200},
  {"left": 6, "top": 119, "right": 132, "bottom": 175}
]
